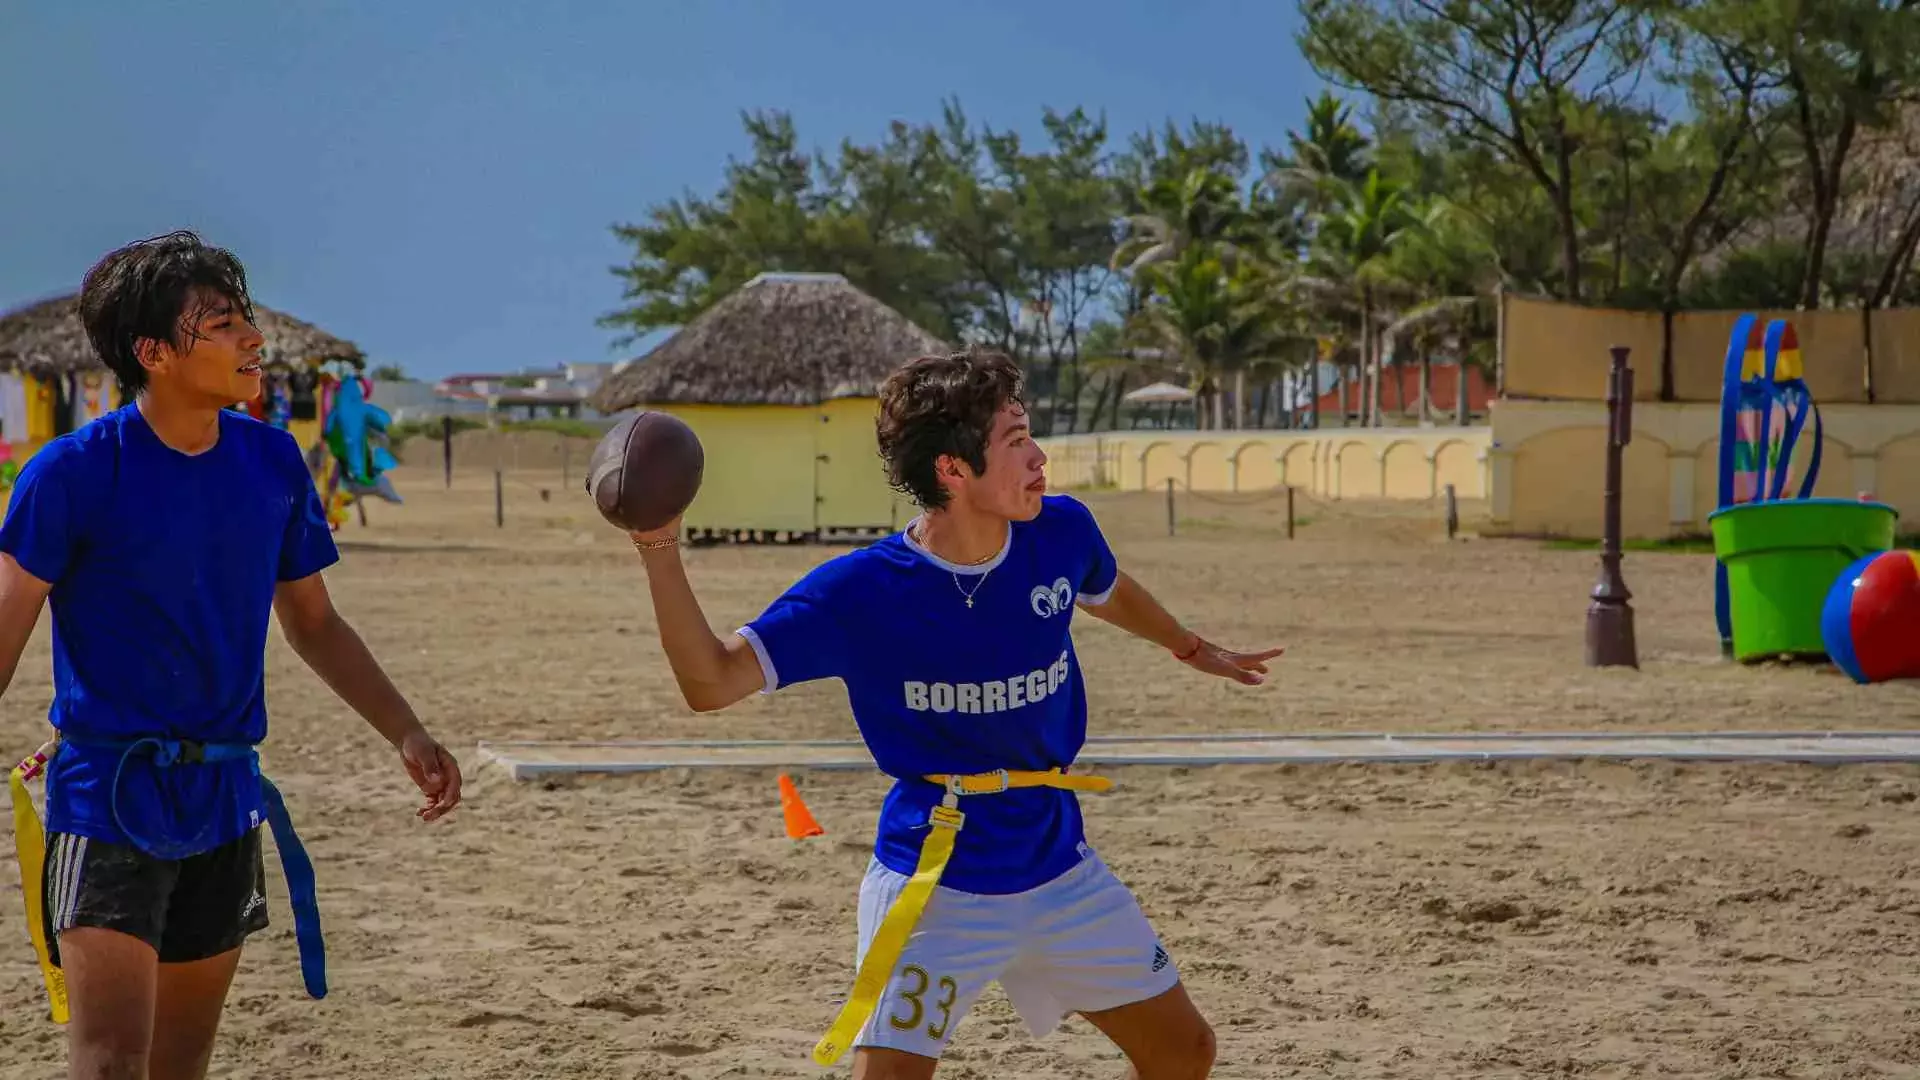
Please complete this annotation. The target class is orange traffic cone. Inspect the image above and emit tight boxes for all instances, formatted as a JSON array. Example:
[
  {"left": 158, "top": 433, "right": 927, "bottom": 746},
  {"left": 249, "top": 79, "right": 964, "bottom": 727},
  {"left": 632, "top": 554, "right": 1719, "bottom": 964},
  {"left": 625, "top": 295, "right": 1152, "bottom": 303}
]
[{"left": 779, "top": 773, "right": 825, "bottom": 840}]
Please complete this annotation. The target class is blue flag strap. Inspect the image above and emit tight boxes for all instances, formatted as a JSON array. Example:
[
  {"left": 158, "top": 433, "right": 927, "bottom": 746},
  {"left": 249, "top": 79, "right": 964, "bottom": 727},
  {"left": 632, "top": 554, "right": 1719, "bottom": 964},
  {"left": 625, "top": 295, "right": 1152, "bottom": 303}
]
[
  {"left": 55, "top": 738, "right": 325, "bottom": 1000},
  {"left": 259, "top": 777, "right": 326, "bottom": 999}
]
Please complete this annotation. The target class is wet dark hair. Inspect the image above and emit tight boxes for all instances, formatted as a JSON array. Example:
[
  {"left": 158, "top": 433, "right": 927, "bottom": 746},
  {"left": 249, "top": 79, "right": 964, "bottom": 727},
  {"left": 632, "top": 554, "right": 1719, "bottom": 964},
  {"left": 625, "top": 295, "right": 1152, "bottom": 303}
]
[
  {"left": 77, "top": 230, "right": 255, "bottom": 399},
  {"left": 875, "top": 348, "right": 1026, "bottom": 511}
]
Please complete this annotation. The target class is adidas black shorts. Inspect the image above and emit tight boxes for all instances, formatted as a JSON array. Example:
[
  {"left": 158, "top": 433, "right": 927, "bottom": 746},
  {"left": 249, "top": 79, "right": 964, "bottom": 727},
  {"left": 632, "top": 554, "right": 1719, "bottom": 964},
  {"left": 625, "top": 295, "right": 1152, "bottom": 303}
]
[{"left": 40, "top": 827, "right": 269, "bottom": 966}]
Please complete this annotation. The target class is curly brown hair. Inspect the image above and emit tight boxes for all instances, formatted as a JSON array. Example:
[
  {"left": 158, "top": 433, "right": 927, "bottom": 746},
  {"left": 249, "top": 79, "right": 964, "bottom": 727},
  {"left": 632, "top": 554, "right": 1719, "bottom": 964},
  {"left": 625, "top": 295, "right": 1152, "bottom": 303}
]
[{"left": 875, "top": 348, "right": 1026, "bottom": 511}]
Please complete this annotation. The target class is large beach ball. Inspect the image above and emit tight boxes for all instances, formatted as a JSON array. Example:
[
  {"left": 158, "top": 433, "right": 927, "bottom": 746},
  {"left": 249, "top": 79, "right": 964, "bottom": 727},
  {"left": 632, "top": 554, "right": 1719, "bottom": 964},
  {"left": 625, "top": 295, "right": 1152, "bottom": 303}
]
[{"left": 1821, "top": 550, "right": 1920, "bottom": 684}]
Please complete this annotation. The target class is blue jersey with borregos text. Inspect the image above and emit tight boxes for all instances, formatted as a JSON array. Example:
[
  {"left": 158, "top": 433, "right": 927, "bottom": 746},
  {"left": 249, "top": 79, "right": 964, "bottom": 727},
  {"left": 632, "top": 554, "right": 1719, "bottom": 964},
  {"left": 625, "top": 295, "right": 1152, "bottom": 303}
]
[
  {"left": 737, "top": 494, "right": 1118, "bottom": 895},
  {"left": 0, "top": 405, "right": 339, "bottom": 855}
]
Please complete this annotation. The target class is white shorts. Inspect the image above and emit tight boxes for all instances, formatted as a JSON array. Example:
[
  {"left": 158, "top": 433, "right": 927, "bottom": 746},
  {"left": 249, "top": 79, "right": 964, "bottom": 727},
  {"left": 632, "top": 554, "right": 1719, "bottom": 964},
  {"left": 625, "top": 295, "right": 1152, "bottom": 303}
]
[{"left": 850, "top": 850, "right": 1179, "bottom": 1058}]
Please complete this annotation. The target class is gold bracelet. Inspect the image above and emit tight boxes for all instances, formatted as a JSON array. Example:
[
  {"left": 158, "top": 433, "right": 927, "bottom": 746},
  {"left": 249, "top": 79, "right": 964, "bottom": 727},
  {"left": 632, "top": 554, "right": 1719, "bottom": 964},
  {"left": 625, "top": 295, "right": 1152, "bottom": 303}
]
[{"left": 632, "top": 535, "right": 680, "bottom": 551}]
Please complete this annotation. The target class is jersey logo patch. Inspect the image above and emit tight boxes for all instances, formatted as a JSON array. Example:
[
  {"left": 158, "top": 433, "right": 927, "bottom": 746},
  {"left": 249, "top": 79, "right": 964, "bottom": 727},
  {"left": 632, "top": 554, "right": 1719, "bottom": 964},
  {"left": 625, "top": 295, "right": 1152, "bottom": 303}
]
[{"left": 1030, "top": 577, "right": 1073, "bottom": 618}]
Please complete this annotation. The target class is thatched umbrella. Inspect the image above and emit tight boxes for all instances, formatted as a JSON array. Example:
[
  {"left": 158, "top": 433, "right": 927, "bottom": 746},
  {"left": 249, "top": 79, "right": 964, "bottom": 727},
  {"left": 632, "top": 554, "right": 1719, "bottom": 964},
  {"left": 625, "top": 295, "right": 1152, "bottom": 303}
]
[
  {"left": 0, "top": 293, "right": 366, "bottom": 381},
  {"left": 589, "top": 272, "right": 950, "bottom": 412}
]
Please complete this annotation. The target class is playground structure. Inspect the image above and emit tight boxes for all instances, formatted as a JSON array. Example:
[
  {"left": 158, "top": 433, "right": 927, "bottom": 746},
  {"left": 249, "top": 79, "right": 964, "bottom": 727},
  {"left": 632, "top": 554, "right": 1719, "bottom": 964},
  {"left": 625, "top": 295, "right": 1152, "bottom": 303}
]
[
  {"left": 1707, "top": 315, "right": 1911, "bottom": 678},
  {"left": 316, "top": 361, "right": 403, "bottom": 528},
  {"left": 234, "top": 356, "right": 403, "bottom": 531}
]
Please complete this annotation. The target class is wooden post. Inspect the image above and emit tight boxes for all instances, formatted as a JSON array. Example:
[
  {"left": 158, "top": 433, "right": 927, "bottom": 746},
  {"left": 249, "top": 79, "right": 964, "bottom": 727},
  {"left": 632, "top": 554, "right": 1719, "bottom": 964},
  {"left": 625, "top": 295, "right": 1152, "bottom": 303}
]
[
  {"left": 442, "top": 415, "right": 453, "bottom": 488},
  {"left": 1586, "top": 345, "right": 1638, "bottom": 668},
  {"left": 494, "top": 468, "right": 504, "bottom": 529},
  {"left": 1286, "top": 485, "right": 1296, "bottom": 539},
  {"left": 1444, "top": 483, "right": 1458, "bottom": 540},
  {"left": 355, "top": 498, "right": 368, "bottom": 528},
  {"left": 1166, "top": 478, "right": 1175, "bottom": 536}
]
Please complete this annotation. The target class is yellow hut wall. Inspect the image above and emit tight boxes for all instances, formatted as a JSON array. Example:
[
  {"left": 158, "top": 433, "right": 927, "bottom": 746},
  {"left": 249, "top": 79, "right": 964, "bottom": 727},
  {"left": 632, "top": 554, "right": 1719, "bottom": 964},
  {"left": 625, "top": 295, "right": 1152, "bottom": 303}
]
[
  {"left": 813, "top": 396, "right": 906, "bottom": 530},
  {"left": 26, "top": 375, "right": 56, "bottom": 443},
  {"left": 648, "top": 396, "right": 906, "bottom": 534},
  {"left": 1037, "top": 429, "right": 1493, "bottom": 501},
  {"left": 4, "top": 374, "right": 95, "bottom": 462},
  {"left": 1487, "top": 399, "right": 1920, "bottom": 539}
]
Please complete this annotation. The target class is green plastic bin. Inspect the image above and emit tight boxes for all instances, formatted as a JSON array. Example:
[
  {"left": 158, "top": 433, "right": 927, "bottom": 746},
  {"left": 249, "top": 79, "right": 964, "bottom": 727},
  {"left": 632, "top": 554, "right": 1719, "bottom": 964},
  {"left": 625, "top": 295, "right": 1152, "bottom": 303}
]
[{"left": 1708, "top": 498, "right": 1899, "bottom": 662}]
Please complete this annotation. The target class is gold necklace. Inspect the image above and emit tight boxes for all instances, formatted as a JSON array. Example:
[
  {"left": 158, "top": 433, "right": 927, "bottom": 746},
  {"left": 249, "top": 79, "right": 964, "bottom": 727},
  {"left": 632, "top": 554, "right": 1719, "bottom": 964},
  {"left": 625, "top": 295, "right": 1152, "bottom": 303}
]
[
  {"left": 952, "top": 569, "right": 990, "bottom": 608},
  {"left": 913, "top": 521, "right": 993, "bottom": 608}
]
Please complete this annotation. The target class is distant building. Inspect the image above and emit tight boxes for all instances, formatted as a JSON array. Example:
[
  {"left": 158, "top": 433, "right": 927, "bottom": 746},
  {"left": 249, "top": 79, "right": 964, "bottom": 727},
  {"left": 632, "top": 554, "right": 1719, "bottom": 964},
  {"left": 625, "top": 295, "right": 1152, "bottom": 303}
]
[{"left": 406, "top": 365, "right": 620, "bottom": 424}]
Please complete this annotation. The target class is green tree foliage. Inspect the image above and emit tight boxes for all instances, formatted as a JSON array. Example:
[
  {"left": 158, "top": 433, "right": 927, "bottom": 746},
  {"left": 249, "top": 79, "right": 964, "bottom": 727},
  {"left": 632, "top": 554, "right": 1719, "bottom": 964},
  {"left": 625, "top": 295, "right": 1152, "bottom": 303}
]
[{"left": 602, "top": 2, "right": 1920, "bottom": 431}]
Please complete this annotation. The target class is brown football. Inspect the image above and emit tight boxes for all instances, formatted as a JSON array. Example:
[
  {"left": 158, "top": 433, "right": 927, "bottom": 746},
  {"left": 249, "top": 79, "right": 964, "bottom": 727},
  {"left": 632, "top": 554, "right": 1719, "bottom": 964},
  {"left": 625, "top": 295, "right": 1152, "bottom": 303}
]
[{"left": 585, "top": 411, "right": 704, "bottom": 533}]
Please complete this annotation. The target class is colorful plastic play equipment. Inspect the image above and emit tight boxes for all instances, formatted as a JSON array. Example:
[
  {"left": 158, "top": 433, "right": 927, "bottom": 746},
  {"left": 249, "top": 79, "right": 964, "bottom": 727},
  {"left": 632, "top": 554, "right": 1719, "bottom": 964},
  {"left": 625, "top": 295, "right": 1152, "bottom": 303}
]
[
  {"left": 1822, "top": 550, "right": 1920, "bottom": 684},
  {"left": 317, "top": 365, "right": 403, "bottom": 530},
  {"left": 1707, "top": 313, "right": 1900, "bottom": 663}
]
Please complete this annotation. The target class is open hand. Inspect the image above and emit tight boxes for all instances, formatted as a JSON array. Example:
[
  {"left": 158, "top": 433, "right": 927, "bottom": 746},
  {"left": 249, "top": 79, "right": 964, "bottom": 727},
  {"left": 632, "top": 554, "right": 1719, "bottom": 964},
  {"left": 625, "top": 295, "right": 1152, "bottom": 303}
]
[
  {"left": 1179, "top": 638, "right": 1285, "bottom": 685},
  {"left": 400, "top": 730, "right": 463, "bottom": 821}
]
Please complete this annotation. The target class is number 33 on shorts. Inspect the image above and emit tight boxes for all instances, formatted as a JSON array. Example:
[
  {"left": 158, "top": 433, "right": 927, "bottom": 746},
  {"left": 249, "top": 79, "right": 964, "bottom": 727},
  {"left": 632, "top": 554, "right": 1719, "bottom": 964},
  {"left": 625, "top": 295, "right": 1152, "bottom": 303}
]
[{"left": 888, "top": 964, "right": 959, "bottom": 1040}]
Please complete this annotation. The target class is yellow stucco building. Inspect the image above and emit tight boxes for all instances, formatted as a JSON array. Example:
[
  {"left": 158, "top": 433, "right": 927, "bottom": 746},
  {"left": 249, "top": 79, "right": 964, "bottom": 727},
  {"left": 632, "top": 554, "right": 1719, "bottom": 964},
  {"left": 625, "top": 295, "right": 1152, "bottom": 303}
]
[
  {"left": 1486, "top": 400, "right": 1920, "bottom": 539},
  {"left": 1486, "top": 294, "right": 1920, "bottom": 539},
  {"left": 587, "top": 273, "right": 948, "bottom": 538},
  {"left": 1037, "top": 429, "right": 1489, "bottom": 502}
]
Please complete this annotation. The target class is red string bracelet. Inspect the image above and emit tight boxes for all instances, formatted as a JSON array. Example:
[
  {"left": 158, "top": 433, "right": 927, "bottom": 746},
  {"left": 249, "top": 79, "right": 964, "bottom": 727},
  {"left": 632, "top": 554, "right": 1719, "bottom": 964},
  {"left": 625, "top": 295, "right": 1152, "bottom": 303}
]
[{"left": 1173, "top": 635, "right": 1203, "bottom": 661}]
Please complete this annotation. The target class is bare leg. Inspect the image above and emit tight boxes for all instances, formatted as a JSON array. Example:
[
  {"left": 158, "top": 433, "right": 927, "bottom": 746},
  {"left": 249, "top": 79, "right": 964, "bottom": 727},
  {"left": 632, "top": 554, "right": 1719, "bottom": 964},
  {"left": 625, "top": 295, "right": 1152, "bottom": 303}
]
[
  {"left": 851, "top": 1047, "right": 939, "bottom": 1079},
  {"left": 150, "top": 947, "right": 244, "bottom": 1080},
  {"left": 1078, "top": 981, "right": 1216, "bottom": 1080},
  {"left": 60, "top": 927, "right": 158, "bottom": 1080}
]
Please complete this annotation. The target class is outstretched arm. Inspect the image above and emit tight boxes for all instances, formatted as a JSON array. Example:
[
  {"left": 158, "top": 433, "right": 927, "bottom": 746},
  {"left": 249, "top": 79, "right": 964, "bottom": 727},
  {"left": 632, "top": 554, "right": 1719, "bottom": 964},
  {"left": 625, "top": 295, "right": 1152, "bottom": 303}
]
[
  {"left": 1079, "top": 569, "right": 1282, "bottom": 685},
  {"left": 0, "top": 555, "right": 52, "bottom": 729},
  {"left": 630, "top": 525, "right": 767, "bottom": 713},
  {"left": 274, "top": 572, "right": 462, "bottom": 820}
]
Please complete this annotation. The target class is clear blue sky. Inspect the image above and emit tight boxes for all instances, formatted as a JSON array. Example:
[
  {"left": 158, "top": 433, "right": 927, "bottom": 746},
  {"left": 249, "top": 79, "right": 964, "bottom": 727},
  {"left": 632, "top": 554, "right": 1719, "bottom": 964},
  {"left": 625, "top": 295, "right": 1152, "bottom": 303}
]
[{"left": 2, "top": 2, "right": 1332, "bottom": 381}]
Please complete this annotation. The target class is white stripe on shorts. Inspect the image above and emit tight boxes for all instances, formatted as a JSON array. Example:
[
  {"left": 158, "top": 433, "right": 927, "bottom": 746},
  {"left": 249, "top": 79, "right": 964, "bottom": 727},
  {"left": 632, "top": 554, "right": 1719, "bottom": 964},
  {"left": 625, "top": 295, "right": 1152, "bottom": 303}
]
[
  {"left": 52, "top": 834, "right": 88, "bottom": 931},
  {"left": 46, "top": 834, "right": 69, "bottom": 929}
]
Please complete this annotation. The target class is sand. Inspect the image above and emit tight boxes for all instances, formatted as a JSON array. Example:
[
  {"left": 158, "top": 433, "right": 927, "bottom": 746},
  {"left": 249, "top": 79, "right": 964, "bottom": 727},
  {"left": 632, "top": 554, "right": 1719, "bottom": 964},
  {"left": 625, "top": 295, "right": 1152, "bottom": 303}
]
[{"left": 3, "top": 464, "right": 1918, "bottom": 1078}]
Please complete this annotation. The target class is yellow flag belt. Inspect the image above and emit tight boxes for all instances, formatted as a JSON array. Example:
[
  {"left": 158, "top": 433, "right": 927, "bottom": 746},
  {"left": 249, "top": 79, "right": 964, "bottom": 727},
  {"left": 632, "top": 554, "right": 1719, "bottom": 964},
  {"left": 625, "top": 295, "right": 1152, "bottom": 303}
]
[
  {"left": 10, "top": 742, "right": 68, "bottom": 1024},
  {"left": 810, "top": 766, "right": 1112, "bottom": 1066}
]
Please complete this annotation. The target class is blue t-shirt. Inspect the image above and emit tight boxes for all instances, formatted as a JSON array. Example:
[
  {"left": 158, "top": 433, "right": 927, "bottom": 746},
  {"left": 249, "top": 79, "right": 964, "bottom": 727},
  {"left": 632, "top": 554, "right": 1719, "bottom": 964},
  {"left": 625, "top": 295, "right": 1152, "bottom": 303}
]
[
  {"left": 739, "top": 494, "right": 1119, "bottom": 895},
  {"left": 0, "top": 404, "right": 339, "bottom": 855}
]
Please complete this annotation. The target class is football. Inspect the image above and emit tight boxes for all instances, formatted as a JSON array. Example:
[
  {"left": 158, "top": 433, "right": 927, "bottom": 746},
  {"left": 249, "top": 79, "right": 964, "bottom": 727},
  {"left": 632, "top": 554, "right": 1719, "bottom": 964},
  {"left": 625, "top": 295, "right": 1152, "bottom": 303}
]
[{"left": 585, "top": 410, "right": 705, "bottom": 533}]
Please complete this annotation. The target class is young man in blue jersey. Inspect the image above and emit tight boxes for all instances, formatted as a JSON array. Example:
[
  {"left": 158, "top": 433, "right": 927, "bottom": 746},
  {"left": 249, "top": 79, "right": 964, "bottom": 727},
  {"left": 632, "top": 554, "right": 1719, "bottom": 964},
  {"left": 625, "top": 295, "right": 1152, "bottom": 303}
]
[
  {"left": 0, "top": 231, "right": 462, "bottom": 1080},
  {"left": 627, "top": 348, "right": 1281, "bottom": 1079}
]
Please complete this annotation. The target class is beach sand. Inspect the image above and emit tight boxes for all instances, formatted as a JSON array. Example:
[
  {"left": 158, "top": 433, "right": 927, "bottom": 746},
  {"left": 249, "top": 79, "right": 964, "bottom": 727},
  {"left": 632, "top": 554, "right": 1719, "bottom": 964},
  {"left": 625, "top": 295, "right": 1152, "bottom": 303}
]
[{"left": 4, "top": 462, "right": 1916, "bottom": 1078}]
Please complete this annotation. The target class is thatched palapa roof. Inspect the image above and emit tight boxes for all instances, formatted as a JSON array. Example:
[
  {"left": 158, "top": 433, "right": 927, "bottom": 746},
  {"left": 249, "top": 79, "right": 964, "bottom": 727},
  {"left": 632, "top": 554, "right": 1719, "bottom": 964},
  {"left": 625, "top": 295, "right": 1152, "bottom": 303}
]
[
  {"left": 589, "top": 272, "right": 950, "bottom": 412},
  {"left": 0, "top": 293, "right": 365, "bottom": 379}
]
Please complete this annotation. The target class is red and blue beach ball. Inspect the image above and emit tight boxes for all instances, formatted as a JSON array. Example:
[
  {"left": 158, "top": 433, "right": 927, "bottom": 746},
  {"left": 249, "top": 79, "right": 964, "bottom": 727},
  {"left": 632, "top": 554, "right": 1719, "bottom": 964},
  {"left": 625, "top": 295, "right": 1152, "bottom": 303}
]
[{"left": 1821, "top": 550, "right": 1920, "bottom": 684}]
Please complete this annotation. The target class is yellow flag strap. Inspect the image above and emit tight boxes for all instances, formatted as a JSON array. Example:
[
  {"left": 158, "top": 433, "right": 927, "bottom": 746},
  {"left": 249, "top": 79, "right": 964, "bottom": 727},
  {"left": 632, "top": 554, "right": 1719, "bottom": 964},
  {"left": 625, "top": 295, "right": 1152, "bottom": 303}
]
[
  {"left": 811, "top": 802, "right": 964, "bottom": 1066},
  {"left": 10, "top": 742, "right": 69, "bottom": 1024},
  {"left": 922, "top": 767, "right": 1114, "bottom": 796},
  {"left": 809, "top": 767, "right": 1111, "bottom": 1066}
]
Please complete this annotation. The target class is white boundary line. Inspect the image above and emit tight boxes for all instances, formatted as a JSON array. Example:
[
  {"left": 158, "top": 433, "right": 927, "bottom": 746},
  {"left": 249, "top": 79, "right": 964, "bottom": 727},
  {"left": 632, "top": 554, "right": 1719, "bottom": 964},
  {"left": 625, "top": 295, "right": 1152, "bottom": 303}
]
[{"left": 475, "top": 730, "right": 1920, "bottom": 782}]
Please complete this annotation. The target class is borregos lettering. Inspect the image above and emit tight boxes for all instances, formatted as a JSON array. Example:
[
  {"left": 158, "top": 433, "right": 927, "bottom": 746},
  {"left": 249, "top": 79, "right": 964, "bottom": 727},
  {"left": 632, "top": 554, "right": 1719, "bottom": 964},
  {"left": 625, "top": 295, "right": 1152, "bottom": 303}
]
[{"left": 904, "top": 651, "right": 1071, "bottom": 714}]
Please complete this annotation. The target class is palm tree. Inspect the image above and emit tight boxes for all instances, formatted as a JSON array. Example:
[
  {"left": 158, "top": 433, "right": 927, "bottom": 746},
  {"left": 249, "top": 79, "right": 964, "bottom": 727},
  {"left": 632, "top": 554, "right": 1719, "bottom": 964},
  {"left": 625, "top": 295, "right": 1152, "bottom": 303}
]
[
  {"left": 1307, "top": 170, "right": 1435, "bottom": 426},
  {"left": 1264, "top": 91, "right": 1374, "bottom": 213},
  {"left": 1076, "top": 316, "right": 1172, "bottom": 432},
  {"left": 1110, "top": 168, "right": 1251, "bottom": 275},
  {"left": 1379, "top": 296, "right": 1482, "bottom": 424},
  {"left": 1128, "top": 246, "right": 1275, "bottom": 429}
]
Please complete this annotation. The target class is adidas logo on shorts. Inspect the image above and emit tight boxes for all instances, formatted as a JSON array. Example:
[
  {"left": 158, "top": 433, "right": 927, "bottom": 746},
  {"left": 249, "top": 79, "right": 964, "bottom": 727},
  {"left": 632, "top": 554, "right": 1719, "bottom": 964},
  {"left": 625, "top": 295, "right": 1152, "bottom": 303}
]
[{"left": 1151, "top": 944, "right": 1169, "bottom": 973}]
